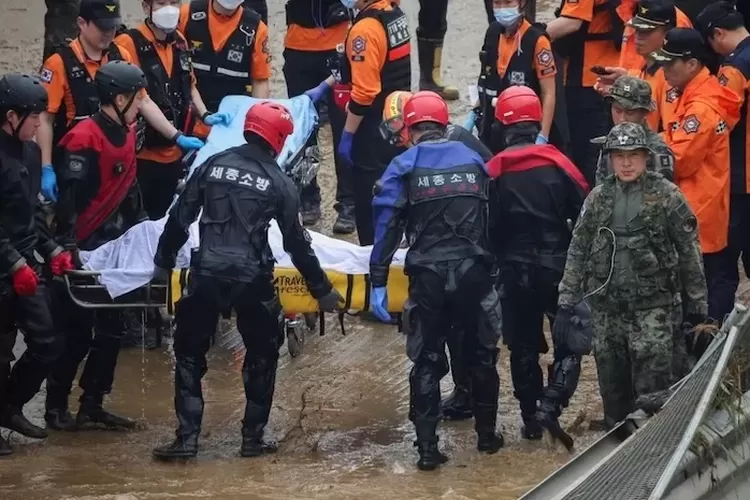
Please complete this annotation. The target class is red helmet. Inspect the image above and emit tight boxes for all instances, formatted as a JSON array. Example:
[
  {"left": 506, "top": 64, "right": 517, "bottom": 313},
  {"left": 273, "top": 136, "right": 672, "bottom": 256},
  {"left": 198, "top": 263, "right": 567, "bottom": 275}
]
[
  {"left": 244, "top": 102, "right": 294, "bottom": 155},
  {"left": 403, "top": 91, "right": 450, "bottom": 128},
  {"left": 494, "top": 85, "right": 542, "bottom": 125}
]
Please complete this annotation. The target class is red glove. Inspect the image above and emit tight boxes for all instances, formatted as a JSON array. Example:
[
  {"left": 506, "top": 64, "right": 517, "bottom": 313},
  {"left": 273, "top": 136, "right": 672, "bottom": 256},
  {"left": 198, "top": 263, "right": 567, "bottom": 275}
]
[
  {"left": 50, "top": 251, "right": 75, "bottom": 276},
  {"left": 12, "top": 264, "right": 39, "bottom": 297}
]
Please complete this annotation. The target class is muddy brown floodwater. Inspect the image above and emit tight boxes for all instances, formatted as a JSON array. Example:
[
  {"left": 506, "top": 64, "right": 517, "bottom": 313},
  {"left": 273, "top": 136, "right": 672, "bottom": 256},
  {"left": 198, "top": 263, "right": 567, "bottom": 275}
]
[{"left": 0, "top": 1, "right": 606, "bottom": 499}]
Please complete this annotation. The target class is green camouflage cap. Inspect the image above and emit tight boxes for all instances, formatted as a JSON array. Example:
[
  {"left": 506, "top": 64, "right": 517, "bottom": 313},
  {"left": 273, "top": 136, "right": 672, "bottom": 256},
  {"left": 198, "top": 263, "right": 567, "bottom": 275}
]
[
  {"left": 606, "top": 76, "right": 655, "bottom": 111},
  {"left": 604, "top": 123, "right": 651, "bottom": 152}
]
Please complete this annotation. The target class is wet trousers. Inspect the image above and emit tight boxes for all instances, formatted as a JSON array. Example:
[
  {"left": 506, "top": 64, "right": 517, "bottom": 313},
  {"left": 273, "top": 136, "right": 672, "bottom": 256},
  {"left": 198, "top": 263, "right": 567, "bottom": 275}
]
[
  {"left": 46, "top": 283, "right": 129, "bottom": 411},
  {"left": 282, "top": 48, "right": 353, "bottom": 212},
  {"left": 0, "top": 284, "right": 63, "bottom": 412},
  {"left": 592, "top": 305, "right": 675, "bottom": 424},
  {"left": 171, "top": 274, "right": 283, "bottom": 439},
  {"left": 498, "top": 263, "right": 560, "bottom": 421},
  {"left": 405, "top": 260, "right": 500, "bottom": 441}
]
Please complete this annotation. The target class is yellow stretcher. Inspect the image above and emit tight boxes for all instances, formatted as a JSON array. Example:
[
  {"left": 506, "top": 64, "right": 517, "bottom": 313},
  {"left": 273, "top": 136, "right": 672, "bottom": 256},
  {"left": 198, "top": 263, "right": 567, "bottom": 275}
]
[{"left": 167, "top": 267, "right": 410, "bottom": 315}]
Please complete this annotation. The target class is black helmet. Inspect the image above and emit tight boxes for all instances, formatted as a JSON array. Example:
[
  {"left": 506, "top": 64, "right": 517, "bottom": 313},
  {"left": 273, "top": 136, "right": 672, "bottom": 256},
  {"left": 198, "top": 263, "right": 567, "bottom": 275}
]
[
  {"left": 0, "top": 73, "right": 48, "bottom": 114},
  {"left": 95, "top": 61, "right": 147, "bottom": 104}
]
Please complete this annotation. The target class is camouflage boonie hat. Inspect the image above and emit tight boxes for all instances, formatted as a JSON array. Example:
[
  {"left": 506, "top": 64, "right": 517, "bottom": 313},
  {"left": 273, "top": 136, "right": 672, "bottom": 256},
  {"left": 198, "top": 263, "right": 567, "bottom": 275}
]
[
  {"left": 604, "top": 123, "right": 651, "bottom": 152},
  {"left": 606, "top": 76, "right": 655, "bottom": 111}
]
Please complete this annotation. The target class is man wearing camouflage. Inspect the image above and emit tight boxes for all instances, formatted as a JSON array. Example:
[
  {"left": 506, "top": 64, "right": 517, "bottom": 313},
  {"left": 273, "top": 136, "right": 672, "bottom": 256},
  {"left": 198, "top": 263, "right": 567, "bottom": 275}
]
[
  {"left": 557, "top": 122, "right": 708, "bottom": 426},
  {"left": 592, "top": 76, "right": 675, "bottom": 186}
]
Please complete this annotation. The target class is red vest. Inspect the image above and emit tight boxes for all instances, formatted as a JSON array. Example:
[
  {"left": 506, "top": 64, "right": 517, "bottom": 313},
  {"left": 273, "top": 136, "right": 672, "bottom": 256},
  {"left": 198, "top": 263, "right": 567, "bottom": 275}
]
[{"left": 57, "top": 118, "right": 137, "bottom": 242}]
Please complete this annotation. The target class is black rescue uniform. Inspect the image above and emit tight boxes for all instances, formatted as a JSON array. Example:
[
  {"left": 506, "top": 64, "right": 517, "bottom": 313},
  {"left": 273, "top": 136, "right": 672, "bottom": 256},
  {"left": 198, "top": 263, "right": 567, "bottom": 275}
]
[
  {"left": 0, "top": 129, "right": 64, "bottom": 434},
  {"left": 370, "top": 137, "right": 503, "bottom": 468},
  {"left": 45, "top": 111, "right": 147, "bottom": 429},
  {"left": 486, "top": 142, "right": 589, "bottom": 436},
  {"left": 152, "top": 142, "right": 334, "bottom": 455}
]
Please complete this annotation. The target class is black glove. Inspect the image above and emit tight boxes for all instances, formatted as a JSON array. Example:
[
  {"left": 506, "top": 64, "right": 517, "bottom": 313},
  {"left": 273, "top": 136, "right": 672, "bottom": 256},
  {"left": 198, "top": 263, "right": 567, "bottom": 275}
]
[
  {"left": 317, "top": 288, "right": 344, "bottom": 313},
  {"left": 151, "top": 266, "right": 170, "bottom": 284},
  {"left": 552, "top": 305, "right": 575, "bottom": 348}
]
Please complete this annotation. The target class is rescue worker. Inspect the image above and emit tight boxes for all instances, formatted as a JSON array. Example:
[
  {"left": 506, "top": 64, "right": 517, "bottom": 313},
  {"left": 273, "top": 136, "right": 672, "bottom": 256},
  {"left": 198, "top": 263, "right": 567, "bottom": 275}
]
[
  {"left": 655, "top": 28, "right": 741, "bottom": 323},
  {"left": 370, "top": 91, "right": 504, "bottom": 471},
  {"left": 44, "top": 61, "right": 150, "bottom": 432},
  {"left": 336, "top": 0, "right": 411, "bottom": 246},
  {"left": 484, "top": 86, "right": 589, "bottom": 442},
  {"left": 593, "top": 76, "right": 675, "bottom": 185},
  {"left": 151, "top": 102, "right": 343, "bottom": 460},
  {"left": 697, "top": 2, "right": 750, "bottom": 323},
  {"left": 0, "top": 74, "right": 72, "bottom": 455},
  {"left": 281, "top": 0, "right": 355, "bottom": 232},
  {"left": 38, "top": 0, "right": 205, "bottom": 207},
  {"left": 596, "top": 0, "right": 682, "bottom": 132},
  {"left": 378, "top": 90, "right": 493, "bottom": 421},
  {"left": 115, "top": 0, "right": 222, "bottom": 220},
  {"left": 545, "top": 0, "right": 623, "bottom": 184},
  {"left": 558, "top": 122, "right": 708, "bottom": 426},
  {"left": 477, "top": 0, "right": 568, "bottom": 154}
]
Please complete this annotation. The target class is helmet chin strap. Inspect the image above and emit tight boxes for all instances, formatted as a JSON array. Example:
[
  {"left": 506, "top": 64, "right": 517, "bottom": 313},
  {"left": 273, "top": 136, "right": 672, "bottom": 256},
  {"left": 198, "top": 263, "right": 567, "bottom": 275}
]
[
  {"left": 113, "top": 93, "right": 137, "bottom": 127},
  {"left": 9, "top": 111, "right": 29, "bottom": 139}
]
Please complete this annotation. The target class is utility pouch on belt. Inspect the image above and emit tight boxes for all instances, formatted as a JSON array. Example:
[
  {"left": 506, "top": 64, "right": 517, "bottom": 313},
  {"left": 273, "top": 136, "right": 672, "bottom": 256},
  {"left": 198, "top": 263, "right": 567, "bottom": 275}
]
[{"left": 402, "top": 298, "right": 417, "bottom": 336}]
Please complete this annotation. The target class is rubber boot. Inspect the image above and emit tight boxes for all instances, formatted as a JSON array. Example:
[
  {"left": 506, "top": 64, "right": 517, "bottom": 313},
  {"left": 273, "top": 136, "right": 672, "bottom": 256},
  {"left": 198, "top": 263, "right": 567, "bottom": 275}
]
[
  {"left": 45, "top": 408, "right": 77, "bottom": 431},
  {"left": 440, "top": 388, "right": 473, "bottom": 421},
  {"left": 474, "top": 404, "right": 503, "bottom": 454},
  {"left": 535, "top": 398, "right": 574, "bottom": 451},
  {"left": 76, "top": 396, "right": 136, "bottom": 430},
  {"left": 477, "top": 432, "right": 505, "bottom": 454},
  {"left": 520, "top": 400, "right": 542, "bottom": 440},
  {"left": 0, "top": 433, "right": 12, "bottom": 456},
  {"left": 152, "top": 434, "right": 199, "bottom": 461},
  {"left": 417, "top": 37, "right": 459, "bottom": 101},
  {"left": 333, "top": 204, "right": 356, "bottom": 235},
  {"left": 0, "top": 407, "right": 47, "bottom": 439},
  {"left": 240, "top": 433, "right": 279, "bottom": 458},
  {"left": 414, "top": 437, "right": 449, "bottom": 471},
  {"left": 300, "top": 200, "right": 321, "bottom": 226}
]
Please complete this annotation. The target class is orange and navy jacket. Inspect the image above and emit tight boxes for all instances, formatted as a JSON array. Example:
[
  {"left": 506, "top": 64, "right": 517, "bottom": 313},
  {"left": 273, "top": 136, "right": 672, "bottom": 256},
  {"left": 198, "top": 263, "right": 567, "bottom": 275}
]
[
  {"left": 717, "top": 36, "right": 750, "bottom": 194},
  {"left": 344, "top": 0, "right": 411, "bottom": 119},
  {"left": 284, "top": 0, "right": 349, "bottom": 52},
  {"left": 662, "top": 67, "right": 742, "bottom": 253}
]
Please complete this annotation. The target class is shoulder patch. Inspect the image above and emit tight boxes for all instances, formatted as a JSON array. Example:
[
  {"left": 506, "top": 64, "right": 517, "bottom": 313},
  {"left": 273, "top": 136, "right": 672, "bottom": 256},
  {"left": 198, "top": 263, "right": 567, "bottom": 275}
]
[
  {"left": 40, "top": 68, "right": 53, "bottom": 84},
  {"left": 352, "top": 35, "right": 366, "bottom": 54},
  {"left": 683, "top": 115, "right": 700, "bottom": 134},
  {"left": 658, "top": 154, "right": 674, "bottom": 169},
  {"left": 536, "top": 48, "right": 553, "bottom": 67},
  {"left": 191, "top": 11, "right": 207, "bottom": 21},
  {"left": 665, "top": 87, "right": 680, "bottom": 103},
  {"left": 68, "top": 154, "right": 87, "bottom": 173}
]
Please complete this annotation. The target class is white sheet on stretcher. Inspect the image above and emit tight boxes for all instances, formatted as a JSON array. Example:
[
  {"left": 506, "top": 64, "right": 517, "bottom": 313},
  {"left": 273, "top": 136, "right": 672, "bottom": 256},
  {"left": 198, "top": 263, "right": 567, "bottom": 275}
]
[{"left": 78, "top": 95, "right": 407, "bottom": 299}]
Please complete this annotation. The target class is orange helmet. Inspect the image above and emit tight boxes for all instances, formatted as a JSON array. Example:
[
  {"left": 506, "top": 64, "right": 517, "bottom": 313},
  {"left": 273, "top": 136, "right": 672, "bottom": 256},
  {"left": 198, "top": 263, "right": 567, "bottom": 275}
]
[
  {"left": 403, "top": 91, "right": 450, "bottom": 128},
  {"left": 244, "top": 102, "right": 294, "bottom": 155},
  {"left": 494, "top": 85, "right": 542, "bottom": 125},
  {"left": 380, "top": 90, "right": 412, "bottom": 146}
]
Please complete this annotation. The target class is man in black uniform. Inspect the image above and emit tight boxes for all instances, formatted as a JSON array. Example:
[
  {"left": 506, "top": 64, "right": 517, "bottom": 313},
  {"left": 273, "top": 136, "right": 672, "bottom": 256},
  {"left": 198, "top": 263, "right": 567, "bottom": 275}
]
[
  {"left": 486, "top": 86, "right": 589, "bottom": 444},
  {"left": 0, "top": 74, "right": 72, "bottom": 456},
  {"left": 151, "top": 102, "right": 343, "bottom": 460},
  {"left": 370, "top": 91, "right": 503, "bottom": 471},
  {"left": 45, "top": 61, "right": 149, "bottom": 432}
]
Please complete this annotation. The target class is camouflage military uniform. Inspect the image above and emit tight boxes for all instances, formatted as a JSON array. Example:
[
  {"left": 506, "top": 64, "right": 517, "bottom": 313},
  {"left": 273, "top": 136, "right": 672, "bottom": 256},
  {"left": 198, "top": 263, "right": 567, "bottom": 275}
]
[
  {"left": 559, "top": 123, "right": 707, "bottom": 423},
  {"left": 44, "top": 0, "right": 81, "bottom": 63},
  {"left": 593, "top": 76, "right": 675, "bottom": 186}
]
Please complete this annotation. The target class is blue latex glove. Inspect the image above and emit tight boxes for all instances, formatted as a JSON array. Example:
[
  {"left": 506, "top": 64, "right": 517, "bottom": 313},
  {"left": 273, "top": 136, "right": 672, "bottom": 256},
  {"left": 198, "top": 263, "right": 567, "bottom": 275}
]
[
  {"left": 41, "top": 164, "right": 58, "bottom": 203},
  {"left": 175, "top": 134, "right": 205, "bottom": 151},
  {"left": 535, "top": 133, "right": 549, "bottom": 145},
  {"left": 203, "top": 112, "right": 232, "bottom": 126},
  {"left": 304, "top": 81, "right": 331, "bottom": 105},
  {"left": 338, "top": 131, "right": 354, "bottom": 166},
  {"left": 371, "top": 286, "right": 390, "bottom": 322},
  {"left": 462, "top": 111, "right": 477, "bottom": 131}
]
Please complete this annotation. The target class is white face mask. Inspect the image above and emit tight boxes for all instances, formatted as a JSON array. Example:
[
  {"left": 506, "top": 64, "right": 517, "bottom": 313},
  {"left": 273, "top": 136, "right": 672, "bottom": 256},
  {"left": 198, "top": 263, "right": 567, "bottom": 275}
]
[
  {"left": 151, "top": 5, "right": 180, "bottom": 32},
  {"left": 215, "top": 0, "right": 244, "bottom": 10}
]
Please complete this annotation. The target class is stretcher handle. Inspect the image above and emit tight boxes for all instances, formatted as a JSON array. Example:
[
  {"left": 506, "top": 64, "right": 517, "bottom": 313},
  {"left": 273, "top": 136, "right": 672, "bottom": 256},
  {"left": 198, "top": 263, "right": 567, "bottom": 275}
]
[{"left": 62, "top": 273, "right": 168, "bottom": 309}]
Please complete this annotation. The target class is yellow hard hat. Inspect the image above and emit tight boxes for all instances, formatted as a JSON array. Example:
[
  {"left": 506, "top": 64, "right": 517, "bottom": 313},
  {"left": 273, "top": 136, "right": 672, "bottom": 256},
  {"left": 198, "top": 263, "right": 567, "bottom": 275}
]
[{"left": 380, "top": 90, "right": 413, "bottom": 147}]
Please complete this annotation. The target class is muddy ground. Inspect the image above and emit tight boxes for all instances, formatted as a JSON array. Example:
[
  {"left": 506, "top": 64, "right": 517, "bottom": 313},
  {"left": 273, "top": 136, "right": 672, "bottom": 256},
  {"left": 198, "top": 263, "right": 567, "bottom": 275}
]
[{"left": 1, "top": 1, "right": 614, "bottom": 499}]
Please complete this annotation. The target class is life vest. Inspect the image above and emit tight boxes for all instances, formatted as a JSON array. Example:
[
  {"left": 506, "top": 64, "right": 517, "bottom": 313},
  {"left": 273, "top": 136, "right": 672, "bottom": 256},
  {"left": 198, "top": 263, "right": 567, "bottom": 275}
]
[
  {"left": 54, "top": 43, "right": 123, "bottom": 143},
  {"left": 477, "top": 22, "right": 570, "bottom": 155},
  {"left": 128, "top": 28, "right": 192, "bottom": 149},
  {"left": 56, "top": 117, "right": 137, "bottom": 243},
  {"left": 185, "top": 0, "right": 260, "bottom": 111}
]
